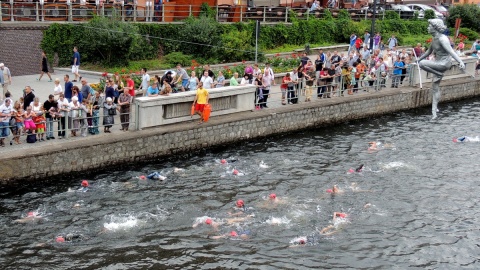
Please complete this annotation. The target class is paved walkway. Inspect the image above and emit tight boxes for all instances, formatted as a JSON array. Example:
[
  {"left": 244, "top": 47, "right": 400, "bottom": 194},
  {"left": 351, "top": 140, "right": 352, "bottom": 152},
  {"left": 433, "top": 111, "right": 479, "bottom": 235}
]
[{"left": 0, "top": 53, "right": 412, "bottom": 154}]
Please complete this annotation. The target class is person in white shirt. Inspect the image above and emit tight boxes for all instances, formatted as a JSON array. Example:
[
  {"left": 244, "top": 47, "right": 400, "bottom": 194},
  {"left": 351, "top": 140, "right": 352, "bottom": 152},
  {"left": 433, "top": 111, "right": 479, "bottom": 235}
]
[
  {"left": 53, "top": 78, "right": 63, "bottom": 100},
  {"left": 57, "top": 93, "right": 70, "bottom": 138},
  {"left": 140, "top": 68, "right": 150, "bottom": 96},
  {"left": 0, "top": 98, "right": 12, "bottom": 147},
  {"left": 263, "top": 63, "right": 275, "bottom": 85},
  {"left": 240, "top": 74, "right": 254, "bottom": 85},
  {"left": 200, "top": 71, "right": 214, "bottom": 89}
]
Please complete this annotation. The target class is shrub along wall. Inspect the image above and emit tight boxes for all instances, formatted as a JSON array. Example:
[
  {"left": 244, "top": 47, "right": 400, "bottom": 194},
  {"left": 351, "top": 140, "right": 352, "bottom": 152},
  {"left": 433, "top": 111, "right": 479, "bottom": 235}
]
[{"left": 42, "top": 16, "right": 430, "bottom": 68}]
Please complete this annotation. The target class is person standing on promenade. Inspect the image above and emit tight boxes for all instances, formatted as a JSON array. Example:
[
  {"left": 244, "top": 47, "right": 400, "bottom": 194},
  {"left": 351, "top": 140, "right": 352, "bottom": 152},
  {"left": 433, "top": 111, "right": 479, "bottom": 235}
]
[
  {"left": 72, "top": 47, "right": 81, "bottom": 82},
  {"left": 23, "top": 86, "right": 35, "bottom": 111},
  {"left": 348, "top": 33, "right": 357, "bottom": 56},
  {"left": 373, "top": 32, "right": 381, "bottom": 51},
  {"left": 140, "top": 68, "right": 150, "bottom": 96},
  {"left": 175, "top": 64, "right": 189, "bottom": 92},
  {"left": 118, "top": 89, "right": 132, "bottom": 131},
  {"left": 38, "top": 51, "right": 53, "bottom": 82},
  {"left": 192, "top": 81, "right": 209, "bottom": 124},
  {"left": 64, "top": 75, "right": 73, "bottom": 102},
  {"left": 0, "top": 63, "right": 12, "bottom": 99},
  {"left": 57, "top": 93, "right": 69, "bottom": 139},
  {"left": 200, "top": 71, "right": 214, "bottom": 89},
  {"left": 0, "top": 98, "right": 12, "bottom": 147},
  {"left": 43, "top": 94, "right": 57, "bottom": 140}
]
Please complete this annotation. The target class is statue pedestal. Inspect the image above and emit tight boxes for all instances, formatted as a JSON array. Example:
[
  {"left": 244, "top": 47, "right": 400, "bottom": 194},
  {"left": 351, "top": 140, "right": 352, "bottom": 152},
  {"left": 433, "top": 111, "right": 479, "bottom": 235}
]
[{"left": 410, "top": 57, "right": 477, "bottom": 87}]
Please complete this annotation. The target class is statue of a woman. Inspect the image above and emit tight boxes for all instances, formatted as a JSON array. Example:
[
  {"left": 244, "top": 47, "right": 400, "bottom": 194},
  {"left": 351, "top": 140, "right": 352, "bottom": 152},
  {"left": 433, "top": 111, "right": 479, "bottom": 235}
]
[{"left": 418, "top": 19, "right": 465, "bottom": 119}]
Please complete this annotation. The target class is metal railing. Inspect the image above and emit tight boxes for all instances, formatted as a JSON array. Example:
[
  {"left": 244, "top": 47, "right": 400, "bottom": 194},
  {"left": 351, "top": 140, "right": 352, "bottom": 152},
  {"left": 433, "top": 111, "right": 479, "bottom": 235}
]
[
  {"left": 0, "top": 2, "right": 408, "bottom": 23},
  {"left": 0, "top": 105, "right": 135, "bottom": 145}
]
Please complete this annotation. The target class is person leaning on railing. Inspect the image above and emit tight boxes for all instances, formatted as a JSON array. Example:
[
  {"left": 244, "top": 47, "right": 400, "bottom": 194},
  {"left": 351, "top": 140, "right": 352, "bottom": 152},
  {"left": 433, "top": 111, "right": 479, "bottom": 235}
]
[
  {"left": 229, "top": 73, "right": 239, "bottom": 86},
  {"left": 102, "top": 97, "right": 116, "bottom": 133},
  {"left": 0, "top": 98, "right": 13, "bottom": 147},
  {"left": 118, "top": 89, "right": 132, "bottom": 131}
]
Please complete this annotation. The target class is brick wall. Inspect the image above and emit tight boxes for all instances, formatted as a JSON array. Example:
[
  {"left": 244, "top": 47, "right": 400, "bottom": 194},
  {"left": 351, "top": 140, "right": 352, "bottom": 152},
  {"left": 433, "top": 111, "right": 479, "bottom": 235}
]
[
  {"left": 0, "top": 78, "right": 479, "bottom": 182},
  {"left": 0, "top": 26, "right": 46, "bottom": 76}
]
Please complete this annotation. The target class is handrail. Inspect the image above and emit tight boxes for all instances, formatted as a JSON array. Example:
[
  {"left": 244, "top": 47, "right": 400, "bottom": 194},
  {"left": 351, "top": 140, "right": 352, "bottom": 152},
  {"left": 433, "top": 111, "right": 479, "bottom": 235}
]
[{"left": 0, "top": 2, "right": 405, "bottom": 23}]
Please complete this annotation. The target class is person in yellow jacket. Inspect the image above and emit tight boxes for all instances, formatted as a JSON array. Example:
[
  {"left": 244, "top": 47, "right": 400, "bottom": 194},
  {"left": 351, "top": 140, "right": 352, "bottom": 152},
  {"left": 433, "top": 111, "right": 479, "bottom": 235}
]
[{"left": 192, "top": 81, "right": 209, "bottom": 124}]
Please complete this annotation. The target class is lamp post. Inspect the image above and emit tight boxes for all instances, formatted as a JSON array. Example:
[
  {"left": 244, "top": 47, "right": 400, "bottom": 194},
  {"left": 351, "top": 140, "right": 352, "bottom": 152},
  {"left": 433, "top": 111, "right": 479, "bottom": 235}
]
[
  {"left": 67, "top": 0, "right": 72, "bottom": 21},
  {"left": 39, "top": 0, "right": 44, "bottom": 21},
  {"left": 369, "top": 0, "right": 377, "bottom": 53}
]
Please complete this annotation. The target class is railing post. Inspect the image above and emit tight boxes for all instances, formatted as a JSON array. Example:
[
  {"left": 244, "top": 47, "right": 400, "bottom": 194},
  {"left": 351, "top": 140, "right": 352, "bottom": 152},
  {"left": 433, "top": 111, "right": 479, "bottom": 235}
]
[
  {"left": 35, "top": 2, "right": 39, "bottom": 21},
  {"left": 239, "top": 5, "right": 242, "bottom": 22},
  {"left": 40, "top": 0, "right": 45, "bottom": 22},
  {"left": 161, "top": 2, "right": 164, "bottom": 22},
  {"left": 189, "top": 4, "right": 191, "bottom": 17},
  {"left": 215, "top": 4, "right": 218, "bottom": 21},
  {"left": 285, "top": 7, "right": 288, "bottom": 23},
  {"left": 121, "top": 1, "right": 125, "bottom": 21},
  {"left": 133, "top": 2, "right": 137, "bottom": 21},
  {"left": 0, "top": 2, "right": 3, "bottom": 22},
  {"left": 10, "top": 0, "right": 14, "bottom": 22},
  {"left": 135, "top": 100, "right": 140, "bottom": 130},
  {"left": 263, "top": 6, "right": 265, "bottom": 22},
  {"left": 67, "top": 0, "right": 72, "bottom": 22}
]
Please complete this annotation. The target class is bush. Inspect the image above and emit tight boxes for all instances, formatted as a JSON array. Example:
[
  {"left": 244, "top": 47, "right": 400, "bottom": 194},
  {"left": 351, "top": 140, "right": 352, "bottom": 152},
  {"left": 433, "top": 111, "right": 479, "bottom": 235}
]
[
  {"left": 458, "top": 27, "right": 479, "bottom": 41},
  {"left": 424, "top": 9, "right": 436, "bottom": 20},
  {"left": 178, "top": 16, "right": 222, "bottom": 59},
  {"left": 447, "top": 4, "right": 480, "bottom": 32},
  {"left": 164, "top": 52, "right": 193, "bottom": 67},
  {"left": 385, "top": 11, "right": 400, "bottom": 20},
  {"left": 221, "top": 29, "right": 254, "bottom": 62}
]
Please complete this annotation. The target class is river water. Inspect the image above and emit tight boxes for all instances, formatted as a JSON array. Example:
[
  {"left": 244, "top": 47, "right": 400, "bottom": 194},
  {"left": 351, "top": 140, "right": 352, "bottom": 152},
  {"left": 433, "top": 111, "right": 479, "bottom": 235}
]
[{"left": 1, "top": 98, "right": 480, "bottom": 269}]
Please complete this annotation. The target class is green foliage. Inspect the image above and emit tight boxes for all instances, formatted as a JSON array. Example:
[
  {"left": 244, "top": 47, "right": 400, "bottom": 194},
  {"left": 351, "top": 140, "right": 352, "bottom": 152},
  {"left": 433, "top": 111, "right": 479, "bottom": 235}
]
[
  {"left": 199, "top": 2, "right": 217, "bottom": 18},
  {"left": 385, "top": 11, "right": 400, "bottom": 20},
  {"left": 164, "top": 52, "right": 194, "bottom": 67},
  {"left": 221, "top": 29, "right": 254, "bottom": 62},
  {"left": 458, "top": 27, "right": 479, "bottom": 41},
  {"left": 322, "top": 9, "right": 333, "bottom": 20},
  {"left": 41, "top": 23, "right": 77, "bottom": 67},
  {"left": 424, "top": 9, "right": 436, "bottom": 20},
  {"left": 178, "top": 16, "right": 221, "bottom": 58},
  {"left": 447, "top": 4, "right": 480, "bottom": 32},
  {"left": 337, "top": 9, "right": 351, "bottom": 20}
]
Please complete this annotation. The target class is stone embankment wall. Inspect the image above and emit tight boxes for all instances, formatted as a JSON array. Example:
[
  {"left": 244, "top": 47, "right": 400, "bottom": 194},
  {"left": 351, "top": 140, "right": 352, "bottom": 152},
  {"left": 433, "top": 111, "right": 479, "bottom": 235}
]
[{"left": 1, "top": 79, "right": 479, "bottom": 181}]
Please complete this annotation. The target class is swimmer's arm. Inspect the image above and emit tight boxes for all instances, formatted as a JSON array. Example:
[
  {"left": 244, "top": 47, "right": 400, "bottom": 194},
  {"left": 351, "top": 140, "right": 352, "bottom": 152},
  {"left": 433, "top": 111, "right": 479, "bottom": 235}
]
[
  {"left": 209, "top": 234, "right": 227, "bottom": 240},
  {"left": 225, "top": 217, "right": 249, "bottom": 224},
  {"left": 228, "top": 211, "right": 244, "bottom": 217}
]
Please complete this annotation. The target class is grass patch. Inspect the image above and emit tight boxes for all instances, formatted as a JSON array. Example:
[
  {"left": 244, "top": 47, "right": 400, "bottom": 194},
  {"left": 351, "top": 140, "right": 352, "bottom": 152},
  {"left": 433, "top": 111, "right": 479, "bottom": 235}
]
[
  {"left": 263, "top": 43, "right": 335, "bottom": 54},
  {"left": 80, "top": 59, "right": 171, "bottom": 73}
]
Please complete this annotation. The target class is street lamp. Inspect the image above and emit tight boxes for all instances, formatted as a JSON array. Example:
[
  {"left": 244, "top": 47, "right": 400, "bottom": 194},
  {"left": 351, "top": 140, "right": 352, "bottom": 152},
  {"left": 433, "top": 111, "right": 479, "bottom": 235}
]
[{"left": 369, "top": 0, "right": 377, "bottom": 53}]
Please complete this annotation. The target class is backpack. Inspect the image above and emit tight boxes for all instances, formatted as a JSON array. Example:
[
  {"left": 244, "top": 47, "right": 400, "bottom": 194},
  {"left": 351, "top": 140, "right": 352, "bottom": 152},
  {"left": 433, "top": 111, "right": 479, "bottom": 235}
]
[{"left": 26, "top": 131, "right": 36, "bottom": 143}]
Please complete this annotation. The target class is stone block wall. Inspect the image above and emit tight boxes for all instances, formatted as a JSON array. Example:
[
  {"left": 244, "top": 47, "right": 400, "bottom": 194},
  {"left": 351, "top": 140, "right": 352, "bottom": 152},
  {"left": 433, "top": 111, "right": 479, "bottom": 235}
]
[
  {"left": 1, "top": 79, "right": 479, "bottom": 182},
  {"left": 0, "top": 26, "right": 46, "bottom": 76}
]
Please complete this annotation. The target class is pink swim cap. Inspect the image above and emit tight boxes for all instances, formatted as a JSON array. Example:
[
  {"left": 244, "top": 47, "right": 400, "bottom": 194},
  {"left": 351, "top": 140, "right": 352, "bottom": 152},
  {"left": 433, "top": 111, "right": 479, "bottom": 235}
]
[
  {"left": 205, "top": 218, "right": 212, "bottom": 225},
  {"left": 139, "top": 175, "right": 146, "bottom": 180},
  {"left": 27, "top": 211, "right": 34, "bottom": 217},
  {"left": 230, "top": 231, "right": 238, "bottom": 237},
  {"left": 221, "top": 159, "right": 227, "bottom": 164},
  {"left": 269, "top": 193, "right": 276, "bottom": 199},
  {"left": 236, "top": 199, "right": 244, "bottom": 207},
  {"left": 348, "top": 169, "right": 354, "bottom": 173},
  {"left": 299, "top": 239, "right": 306, "bottom": 245},
  {"left": 56, "top": 236, "right": 65, "bottom": 243},
  {"left": 81, "top": 180, "right": 89, "bottom": 187},
  {"left": 338, "top": 213, "right": 347, "bottom": 218},
  {"left": 453, "top": 138, "right": 458, "bottom": 143},
  {"left": 233, "top": 169, "right": 239, "bottom": 175},
  {"left": 326, "top": 189, "right": 333, "bottom": 193}
]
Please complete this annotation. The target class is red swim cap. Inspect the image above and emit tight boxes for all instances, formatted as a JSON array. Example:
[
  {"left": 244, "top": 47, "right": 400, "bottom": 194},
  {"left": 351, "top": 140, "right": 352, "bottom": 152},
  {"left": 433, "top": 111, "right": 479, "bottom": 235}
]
[
  {"left": 326, "top": 189, "right": 333, "bottom": 193},
  {"left": 233, "top": 169, "right": 239, "bottom": 175},
  {"left": 139, "top": 175, "right": 146, "bottom": 180},
  {"left": 230, "top": 231, "right": 238, "bottom": 237},
  {"left": 348, "top": 169, "right": 355, "bottom": 173},
  {"left": 338, "top": 213, "right": 347, "bottom": 218},
  {"left": 221, "top": 159, "right": 227, "bottom": 164},
  {"left": 236, "top": 199, "right": 244, "bottom": 207},
  {"left": 205, "top": 218, "right": 212, "bottom": 225},
  {"left": 81, "top": 180, "right": 89, "bottom": 187},
  {"left": 27, "top": 211, "right": 34, "bottom": 217},
  {"left": 299, "top": 239, "right": 306, "bottom": 245},
  {"left": 269, "top": 193, "right": 276, "bottom": 199},
  {"left": 453, "top": 138, "right": 458, "bottom": 143},
  {"left": 56, "top": 236, "right": 65, "bottom": 243}
]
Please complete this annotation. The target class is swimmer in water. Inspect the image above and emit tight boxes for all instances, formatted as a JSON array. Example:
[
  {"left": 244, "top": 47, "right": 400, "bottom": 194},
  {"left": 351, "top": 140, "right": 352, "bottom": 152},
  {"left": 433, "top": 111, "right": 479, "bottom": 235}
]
[
  {"left": 55, "top": 233, "right": 88, "bottom": 243},
  {"left": 326, "top": 185, "right": 344, "bottom": 194},
  {"left": 289, "top": 234, "right": 318, "bottom": 247},
  {"left": 15, "top": 211, "right": 43, "bottom": 223},
  {"left": 258, "top": 193, "right": 288, "bottom": 209},
  {"left": 318, "top": 212, "right": 348, "bottom": 236},
  {"left": 192, "top": 217, "right": 221, "bottom": 231},
  {"left": 147, "top": 172, "right": 167, "bottom": 181},
  {"left": 226, "top": 200, "right": 254, "bottom": 223},
  {"left": 453, "top": 136, "right": 480, "bottom": 142},
  {"left": 210, "top": 229, "right": 250, "bottom": 240},
  {"left": 348, "top": 164, "right": 364, "bottom": 173}
]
